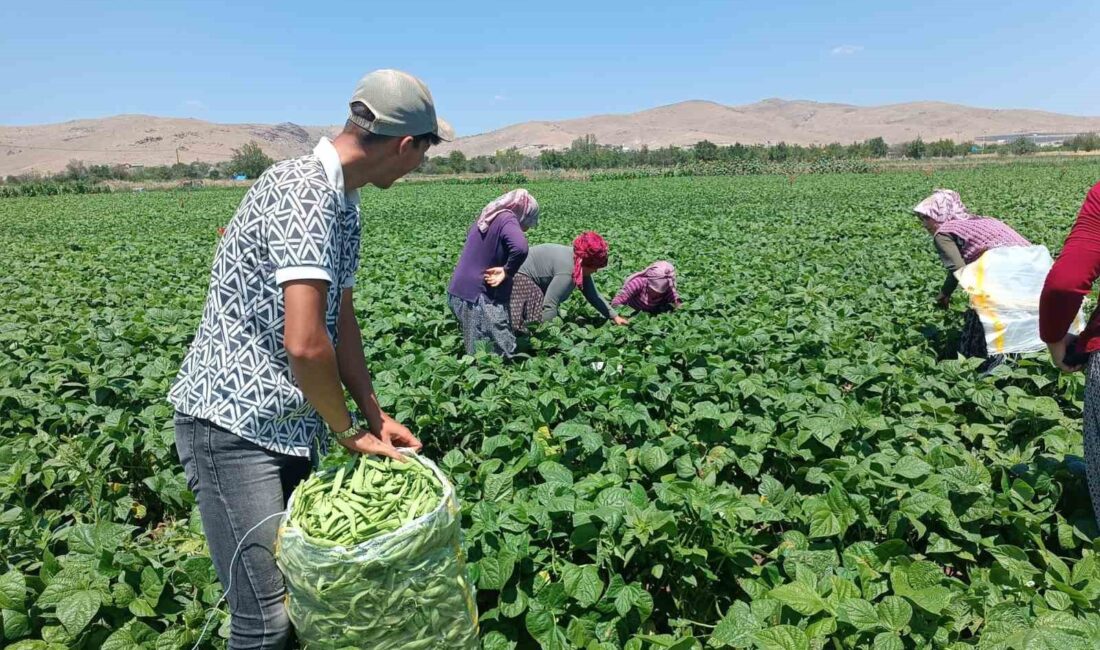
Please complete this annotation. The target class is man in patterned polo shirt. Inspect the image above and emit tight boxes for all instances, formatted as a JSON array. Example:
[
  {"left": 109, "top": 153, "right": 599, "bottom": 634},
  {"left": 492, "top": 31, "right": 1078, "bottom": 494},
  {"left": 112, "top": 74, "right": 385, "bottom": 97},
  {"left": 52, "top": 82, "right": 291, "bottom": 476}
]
[{"left": 168, "top": 69, "right": 451, "bottom": 649}]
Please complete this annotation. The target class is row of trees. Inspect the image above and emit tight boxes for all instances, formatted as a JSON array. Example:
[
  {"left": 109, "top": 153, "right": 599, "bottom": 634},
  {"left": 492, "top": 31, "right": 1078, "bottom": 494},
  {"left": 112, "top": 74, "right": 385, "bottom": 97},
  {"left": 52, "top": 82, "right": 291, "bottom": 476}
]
[
  {"left": 420, "top": 136, "right": 894, "bottom": 175},
  {"left": 7, "top": 133, "right": 1099, "bottom": 186},
  {"left": 903, "top": 136, "right": 1039, "bottom": 158},
  {"left": 418, "top": 132, "right": 1100, "bottom": 175},
  {"left": 900, "top": 133, "right": 1100, "bottom": 158},
  {"left": 865, "top": 133, "right": 1100, "bottom": 159},
  {"left": 3, "top": 142, "right": 274, "bottom": 186},
  {"left": 1064, "top": 133, "right": 1100, "bottom": 151},
  {"left": 413, "top": 131, "right": 1038, "bottom": 175}
]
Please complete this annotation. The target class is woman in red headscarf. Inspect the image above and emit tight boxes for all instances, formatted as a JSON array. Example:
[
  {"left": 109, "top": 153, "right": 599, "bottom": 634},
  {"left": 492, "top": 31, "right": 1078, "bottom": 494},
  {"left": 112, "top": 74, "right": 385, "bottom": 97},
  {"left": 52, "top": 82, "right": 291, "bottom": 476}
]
[
  {"left": 509, "top": 231, "right": 630, "bottom": 332},
  {"left": 1040, "top": 180, "right": 1100, "bottom": 527}
]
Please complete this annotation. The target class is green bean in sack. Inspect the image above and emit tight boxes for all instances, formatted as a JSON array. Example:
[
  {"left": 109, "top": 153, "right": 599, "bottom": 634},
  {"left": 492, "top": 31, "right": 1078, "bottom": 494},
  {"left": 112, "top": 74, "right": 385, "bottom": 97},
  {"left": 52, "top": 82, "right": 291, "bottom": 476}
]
[{"left": 275, "top": 452, "right": 478, "bottom": 649}]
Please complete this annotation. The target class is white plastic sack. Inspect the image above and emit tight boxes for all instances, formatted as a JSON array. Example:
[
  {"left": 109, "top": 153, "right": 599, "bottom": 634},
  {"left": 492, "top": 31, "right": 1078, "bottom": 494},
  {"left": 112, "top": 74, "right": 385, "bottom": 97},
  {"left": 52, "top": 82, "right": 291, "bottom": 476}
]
[
  {"left": 276, "top": 452, "right": 479, "bottom": 649},
  {"left": 954, "top": 245, "right": 1084, "bottom": 355}
]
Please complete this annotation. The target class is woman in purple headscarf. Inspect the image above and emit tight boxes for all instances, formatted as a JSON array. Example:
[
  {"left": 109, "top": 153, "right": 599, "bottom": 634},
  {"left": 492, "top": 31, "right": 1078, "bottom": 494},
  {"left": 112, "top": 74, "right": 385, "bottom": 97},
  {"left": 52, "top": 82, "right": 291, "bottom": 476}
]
[
  {"left": 914, "top": 189, "right": 1030, "bottom": 370},
  {"left": 447, "top": 189, "right": 539, "bottom": 357},
  {"left": 612, "top": 261, "right": 682, "bottom": 314}
]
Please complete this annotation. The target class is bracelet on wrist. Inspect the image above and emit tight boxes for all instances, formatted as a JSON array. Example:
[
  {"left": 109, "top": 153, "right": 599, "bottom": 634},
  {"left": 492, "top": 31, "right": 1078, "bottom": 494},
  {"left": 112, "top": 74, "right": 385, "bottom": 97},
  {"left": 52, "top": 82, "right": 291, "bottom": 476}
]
[{"left": 330, "top": 411, "right": 360, "bottom": 440}]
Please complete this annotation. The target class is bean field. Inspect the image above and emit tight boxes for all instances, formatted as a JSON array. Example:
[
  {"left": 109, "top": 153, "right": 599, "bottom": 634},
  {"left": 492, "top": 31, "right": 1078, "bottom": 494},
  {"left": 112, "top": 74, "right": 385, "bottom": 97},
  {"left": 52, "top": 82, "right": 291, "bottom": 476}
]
[{"left": 2, "top": 162, "right": 1100, "bottom": 649}]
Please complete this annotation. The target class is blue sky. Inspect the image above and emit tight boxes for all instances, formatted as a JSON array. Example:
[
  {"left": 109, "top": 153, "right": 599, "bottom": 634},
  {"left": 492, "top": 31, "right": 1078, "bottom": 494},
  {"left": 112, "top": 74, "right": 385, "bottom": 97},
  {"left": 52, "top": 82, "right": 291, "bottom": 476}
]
[{"left": 2, "top": 0, "right": 1097, "bottom": 136}]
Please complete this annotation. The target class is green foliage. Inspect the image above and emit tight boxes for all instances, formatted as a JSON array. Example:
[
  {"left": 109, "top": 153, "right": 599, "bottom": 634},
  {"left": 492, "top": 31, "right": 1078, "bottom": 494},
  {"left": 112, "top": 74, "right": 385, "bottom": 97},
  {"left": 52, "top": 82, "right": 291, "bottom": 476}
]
[
  {"left": 1064, "top": 133, "right": 1100, "bottom": 152},
  {"left": 904, "top": 137, "right": 927, "bottom": 159},
  {"left": 225, "top": 141, "right": 274, "bottom": 179},
  {"left": 1, "top": 161, "right": 1100, "bottom": 648},
  {"left": 927, "top": 139, "right": 958, "bottom": 158},
  {"left": 411, "top": 172, "right": 530, "bottom": 186},
  {"left": 588, "top": 158, "right": 879, "bottom": 181},
  {"left": 1, "top": 160, "right": 227, "bottom": 189},
  {"left": 494, "top": 148, "right": 528, "bottom": 173},
  {"left": 424, "top": 135, "right": 909, "bottom": 177},
  {"left": 693, "top": 140, "right": 720, "bottom": 162},
  {"left": 448, "top": 150, "right": 469, "bottom": 173},
  {"left": 1011, "top": 137, "right": 1040, "bottom": 155},
  {"left": 866, "top": 137, "right": 890, "bottom": 158},
  {"left": 0, "top": 181, "right": 111, "bottom": 198}
]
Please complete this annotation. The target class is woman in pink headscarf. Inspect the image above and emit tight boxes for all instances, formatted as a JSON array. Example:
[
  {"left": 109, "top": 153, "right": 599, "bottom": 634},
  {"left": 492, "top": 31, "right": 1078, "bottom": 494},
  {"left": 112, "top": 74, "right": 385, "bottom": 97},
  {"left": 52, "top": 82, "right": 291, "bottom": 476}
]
[
  {"left": 914, "top": 189, "right": 1030, "bottom": 371},
  {"left": 612, "top": 261, "right": 682, "bottom": 314},
  {"left": 447, "top": 189, "right": 539, "bottom": 356}
]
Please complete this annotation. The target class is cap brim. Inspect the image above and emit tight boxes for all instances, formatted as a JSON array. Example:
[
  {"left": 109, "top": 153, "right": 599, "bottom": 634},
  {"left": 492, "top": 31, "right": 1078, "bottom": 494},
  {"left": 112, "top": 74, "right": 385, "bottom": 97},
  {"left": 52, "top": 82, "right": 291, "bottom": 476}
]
[{"left": 434, "top": 117, "right": 454, "bottom": 142}]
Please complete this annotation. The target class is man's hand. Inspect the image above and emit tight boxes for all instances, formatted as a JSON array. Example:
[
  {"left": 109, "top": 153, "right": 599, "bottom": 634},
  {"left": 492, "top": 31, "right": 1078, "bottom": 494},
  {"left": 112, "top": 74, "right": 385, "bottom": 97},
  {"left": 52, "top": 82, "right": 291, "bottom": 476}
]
[
  {"left": 379, "top": 416, "right": 422, "bottom": 452},
  {"left": 935, "top": 293, "right": 951, "bottom": 310},
  {"left": 612, "top": 315, "right": 630, "bottom": 326},
  {"left": 484, "top": 267, "right": 507, "bottom": 288},
  {"left": 337, "top": 429, "right": 406, "bottom": 461},
  {"left": 1048, "top": 334, "right": 1084, "bottom": 373}
]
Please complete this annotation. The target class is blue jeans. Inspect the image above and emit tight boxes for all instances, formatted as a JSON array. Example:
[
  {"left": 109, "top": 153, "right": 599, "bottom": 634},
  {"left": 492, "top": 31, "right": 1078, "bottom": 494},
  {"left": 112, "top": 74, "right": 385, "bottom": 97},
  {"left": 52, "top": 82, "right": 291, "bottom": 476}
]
[{"left": 174, "top": 412, "right": 311, "bottom": 650}]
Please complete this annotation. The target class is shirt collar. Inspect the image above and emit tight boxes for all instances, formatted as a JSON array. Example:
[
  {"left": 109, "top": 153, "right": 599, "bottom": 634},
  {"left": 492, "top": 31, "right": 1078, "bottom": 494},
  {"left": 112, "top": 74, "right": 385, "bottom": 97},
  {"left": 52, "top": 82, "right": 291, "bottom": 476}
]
[{"left": 313, "top": 137, "right": 360, "bottom": 208}]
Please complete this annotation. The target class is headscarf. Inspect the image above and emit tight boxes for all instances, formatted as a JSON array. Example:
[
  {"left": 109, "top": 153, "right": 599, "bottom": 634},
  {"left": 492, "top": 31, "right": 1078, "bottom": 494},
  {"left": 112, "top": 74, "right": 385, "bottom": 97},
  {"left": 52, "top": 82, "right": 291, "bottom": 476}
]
[
  {"left": 572, "top": 231, "right": 609, "bottom": 287},
  {"left": 476, "top": 188, "right": 539, "bottom": 233},
  {"left": 626, "top": 260, "right": 677, "bottom": 297},
  {"left": 913, "top": 189, "right": 982, "bottom": 226}
]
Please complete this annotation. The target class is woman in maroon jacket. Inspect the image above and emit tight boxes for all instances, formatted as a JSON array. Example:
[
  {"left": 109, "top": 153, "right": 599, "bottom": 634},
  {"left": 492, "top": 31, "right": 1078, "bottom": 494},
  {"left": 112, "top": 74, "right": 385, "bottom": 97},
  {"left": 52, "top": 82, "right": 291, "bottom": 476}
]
[{"left": 1039, "top": 180, "right": 1100, "bottom": 526}]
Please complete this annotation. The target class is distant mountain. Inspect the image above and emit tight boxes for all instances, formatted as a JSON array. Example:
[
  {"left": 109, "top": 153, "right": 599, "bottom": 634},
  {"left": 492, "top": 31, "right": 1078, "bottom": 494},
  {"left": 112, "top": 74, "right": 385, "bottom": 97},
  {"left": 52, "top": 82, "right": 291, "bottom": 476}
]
[{"left": 4, "top": 99, "right": 1100, "bottom": 176}]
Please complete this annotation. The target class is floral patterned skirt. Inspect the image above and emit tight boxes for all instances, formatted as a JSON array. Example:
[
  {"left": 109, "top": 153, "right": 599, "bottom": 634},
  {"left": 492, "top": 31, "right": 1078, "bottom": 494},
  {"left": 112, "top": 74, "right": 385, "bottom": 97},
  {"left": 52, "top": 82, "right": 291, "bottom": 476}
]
[{"left": 509, "top": 273, "right": 544, "bottom": 335}]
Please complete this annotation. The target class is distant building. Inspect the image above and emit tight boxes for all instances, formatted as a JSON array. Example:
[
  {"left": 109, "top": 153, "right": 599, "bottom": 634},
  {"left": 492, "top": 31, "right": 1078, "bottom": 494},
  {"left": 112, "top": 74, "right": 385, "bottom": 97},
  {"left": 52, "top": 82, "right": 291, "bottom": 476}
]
[{"left": 974, "top": 132, "right": 1081, "bottom": 147}]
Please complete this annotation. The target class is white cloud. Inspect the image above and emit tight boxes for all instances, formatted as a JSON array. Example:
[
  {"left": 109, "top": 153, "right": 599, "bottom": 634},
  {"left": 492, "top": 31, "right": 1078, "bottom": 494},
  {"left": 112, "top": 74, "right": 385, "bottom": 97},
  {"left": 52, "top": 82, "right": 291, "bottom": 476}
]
[
  {"left": 493, "top": 94, "right": 508, "bottom": 102},
  {"left": 183, "top": 99, "right": 207, "bottom": 110},
  {"left": 831, "top": 45, "right": 863, "bottom": 56}
]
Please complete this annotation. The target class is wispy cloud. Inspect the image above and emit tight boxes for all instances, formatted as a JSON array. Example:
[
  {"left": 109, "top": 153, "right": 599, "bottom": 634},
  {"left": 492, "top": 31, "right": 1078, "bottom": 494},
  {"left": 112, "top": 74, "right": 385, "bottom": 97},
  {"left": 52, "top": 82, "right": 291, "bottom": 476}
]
[
  {"left": 183, "top": 99, "right": 207, "bottom": 110},
  {"left": 831, "top": 44, "right": 863, "bottom": 56},
  {"left": 493, "top": 94, "right": 508, "bottom": 102}
]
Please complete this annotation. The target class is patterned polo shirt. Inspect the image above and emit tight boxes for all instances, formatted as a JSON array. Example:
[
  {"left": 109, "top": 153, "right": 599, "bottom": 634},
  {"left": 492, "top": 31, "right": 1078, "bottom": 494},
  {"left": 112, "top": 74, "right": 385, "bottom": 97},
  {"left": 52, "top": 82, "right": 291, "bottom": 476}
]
[{"left": 168, "top": 138, "right": 361, "bottom": 457}]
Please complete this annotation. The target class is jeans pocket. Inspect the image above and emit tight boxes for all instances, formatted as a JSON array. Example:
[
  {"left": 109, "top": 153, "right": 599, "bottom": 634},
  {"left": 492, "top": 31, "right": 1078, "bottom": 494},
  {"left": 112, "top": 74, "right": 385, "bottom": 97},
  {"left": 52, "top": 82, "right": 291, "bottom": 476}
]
[
  {"left": 173, "top": 412, "right": 197, "bottom": 426},
  {"left": 173, "top": 416, "right": 199, "bottom": 493}
]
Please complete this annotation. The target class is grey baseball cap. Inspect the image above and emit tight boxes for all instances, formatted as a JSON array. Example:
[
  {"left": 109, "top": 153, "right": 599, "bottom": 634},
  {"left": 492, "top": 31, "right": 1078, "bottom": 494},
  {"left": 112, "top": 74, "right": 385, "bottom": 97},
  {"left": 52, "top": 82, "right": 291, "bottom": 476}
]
[{"left": 348, "top": 69, "right": 453, "bottom": 142}]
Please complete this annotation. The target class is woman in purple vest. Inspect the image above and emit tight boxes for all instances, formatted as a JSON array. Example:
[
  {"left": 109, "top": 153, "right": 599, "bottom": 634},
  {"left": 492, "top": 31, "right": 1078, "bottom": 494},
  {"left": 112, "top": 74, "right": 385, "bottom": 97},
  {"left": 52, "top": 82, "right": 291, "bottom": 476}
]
[
  {"left": 447, "top": 189, "right": 539, "bottom": 357},
  {"left": 914, "top": 189, "right": 1030, "bottom": 371}
]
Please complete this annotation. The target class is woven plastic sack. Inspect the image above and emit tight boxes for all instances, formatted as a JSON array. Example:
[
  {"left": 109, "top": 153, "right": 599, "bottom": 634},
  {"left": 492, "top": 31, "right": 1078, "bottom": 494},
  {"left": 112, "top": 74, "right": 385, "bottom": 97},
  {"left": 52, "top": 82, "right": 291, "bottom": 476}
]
[
  {"left": 276, "top": 452, "right": 478, "bottom": 649},
  {"left": 955, "top": 245, "right": 1084, "bottom": 355}
]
